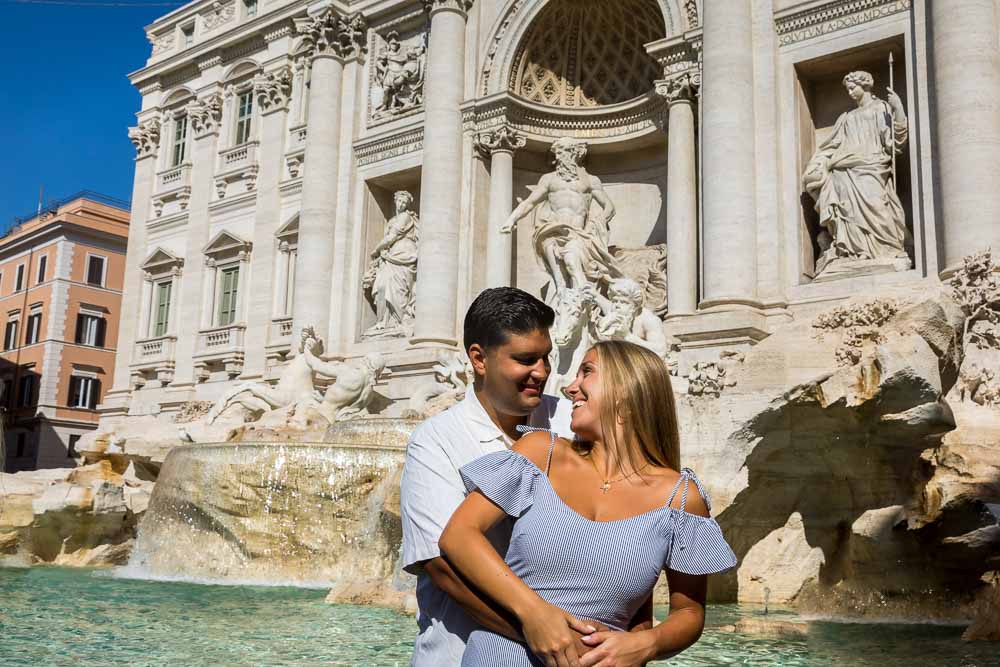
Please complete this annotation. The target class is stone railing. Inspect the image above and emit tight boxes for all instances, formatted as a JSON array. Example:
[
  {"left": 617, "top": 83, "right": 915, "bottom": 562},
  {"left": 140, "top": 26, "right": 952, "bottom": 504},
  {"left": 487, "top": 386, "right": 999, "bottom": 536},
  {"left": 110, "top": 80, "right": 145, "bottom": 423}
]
[
  {"left": 265, "top": 317, "right": 294, "bottom": 364},
  {"left": 197, "top": 323, "right": 246, "bottom": 353},
  {"left": 134, "top": 335, "right": 177, "bottom": 364},
  {"left": 218, "top": 141, "right": 259, "bottom": 174},
  {"left": 156, "top": 163, "right": 192, "bottom": 192}
]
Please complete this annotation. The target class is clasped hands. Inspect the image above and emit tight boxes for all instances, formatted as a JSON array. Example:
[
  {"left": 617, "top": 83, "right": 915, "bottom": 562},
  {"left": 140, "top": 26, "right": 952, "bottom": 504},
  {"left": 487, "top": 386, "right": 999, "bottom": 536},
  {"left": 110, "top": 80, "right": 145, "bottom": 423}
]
[{"left": 519, "top": 600, "right": 655, "bottom": 667}]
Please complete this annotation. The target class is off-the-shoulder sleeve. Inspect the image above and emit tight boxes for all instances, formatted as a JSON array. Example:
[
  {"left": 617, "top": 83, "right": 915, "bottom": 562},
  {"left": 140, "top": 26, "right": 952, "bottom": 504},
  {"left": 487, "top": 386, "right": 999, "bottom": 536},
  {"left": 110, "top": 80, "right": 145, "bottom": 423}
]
[
  {"left": 460, "top": 450, "right": 541, "bottom": 518},
  {"left": 666, "top": 513, "right": 738, "bottom": 575}
]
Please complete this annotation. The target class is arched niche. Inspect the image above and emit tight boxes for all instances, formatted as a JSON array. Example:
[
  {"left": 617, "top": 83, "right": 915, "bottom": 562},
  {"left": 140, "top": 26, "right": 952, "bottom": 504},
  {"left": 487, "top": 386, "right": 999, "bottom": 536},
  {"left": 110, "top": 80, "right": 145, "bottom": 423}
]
[{"left": 479, "top": 0, "right": 690, "bottom": 98}]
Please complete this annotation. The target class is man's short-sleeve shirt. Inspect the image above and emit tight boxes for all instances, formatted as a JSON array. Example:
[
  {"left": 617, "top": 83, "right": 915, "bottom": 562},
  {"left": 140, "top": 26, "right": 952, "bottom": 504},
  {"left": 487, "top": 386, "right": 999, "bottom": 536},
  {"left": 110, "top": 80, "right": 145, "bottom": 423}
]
[{"left": 400, "top": 385, "right": 573, "bottom": 666}]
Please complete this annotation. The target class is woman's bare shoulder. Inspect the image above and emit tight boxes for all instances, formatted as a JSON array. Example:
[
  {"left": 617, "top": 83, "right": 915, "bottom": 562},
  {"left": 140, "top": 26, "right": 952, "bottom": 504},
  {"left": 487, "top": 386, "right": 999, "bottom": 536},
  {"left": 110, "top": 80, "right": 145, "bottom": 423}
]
[{"left": 511, "top": 430, "right": 558, "bottom": 469}]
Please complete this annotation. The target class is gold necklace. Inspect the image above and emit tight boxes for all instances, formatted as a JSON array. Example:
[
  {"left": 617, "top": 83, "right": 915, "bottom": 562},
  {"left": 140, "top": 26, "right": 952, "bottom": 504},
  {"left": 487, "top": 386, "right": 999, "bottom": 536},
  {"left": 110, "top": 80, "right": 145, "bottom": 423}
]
[{"left": 586, "top": 453, "right": 648, "bottom": 494}]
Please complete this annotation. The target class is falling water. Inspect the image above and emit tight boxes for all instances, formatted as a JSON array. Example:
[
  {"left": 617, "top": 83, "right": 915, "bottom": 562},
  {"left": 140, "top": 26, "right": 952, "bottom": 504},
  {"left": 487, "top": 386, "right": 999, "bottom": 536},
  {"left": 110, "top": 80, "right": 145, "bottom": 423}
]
[{"left": 119, "top": 440, "right": 406, "bottom": 588}]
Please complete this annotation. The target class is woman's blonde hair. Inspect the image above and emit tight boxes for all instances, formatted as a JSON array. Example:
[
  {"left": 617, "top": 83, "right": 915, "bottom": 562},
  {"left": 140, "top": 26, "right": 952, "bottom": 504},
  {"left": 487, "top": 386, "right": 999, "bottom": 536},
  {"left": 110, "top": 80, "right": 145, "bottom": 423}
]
[{"left": 574, "top": 340, "right": 681, "bottom": 474}]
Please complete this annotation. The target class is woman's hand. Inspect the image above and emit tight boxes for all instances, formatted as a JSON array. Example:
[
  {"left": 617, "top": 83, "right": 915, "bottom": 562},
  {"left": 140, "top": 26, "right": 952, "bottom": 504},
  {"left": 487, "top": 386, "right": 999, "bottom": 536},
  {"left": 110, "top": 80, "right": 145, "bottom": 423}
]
[
  {"left": 578, "top": 629, "right": 656, "bottom": 667},
  {"left": 519, "top": 600, "right": 596, "bottom": 667}
]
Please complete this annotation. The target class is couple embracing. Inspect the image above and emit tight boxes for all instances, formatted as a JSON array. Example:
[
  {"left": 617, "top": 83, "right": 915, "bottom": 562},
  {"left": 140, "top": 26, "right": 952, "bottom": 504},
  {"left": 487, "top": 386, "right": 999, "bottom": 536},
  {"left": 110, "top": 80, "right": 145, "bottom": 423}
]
[{"left": 400, "top": 288, "right": 736, "bottom": 667}]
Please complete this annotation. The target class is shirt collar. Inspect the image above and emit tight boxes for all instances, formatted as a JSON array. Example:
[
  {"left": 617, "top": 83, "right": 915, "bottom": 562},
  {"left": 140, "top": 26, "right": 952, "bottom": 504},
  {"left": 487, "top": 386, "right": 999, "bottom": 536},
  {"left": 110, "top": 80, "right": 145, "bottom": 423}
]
[{"left": 461, "top": 384, "right": 513, "bottom": 446}]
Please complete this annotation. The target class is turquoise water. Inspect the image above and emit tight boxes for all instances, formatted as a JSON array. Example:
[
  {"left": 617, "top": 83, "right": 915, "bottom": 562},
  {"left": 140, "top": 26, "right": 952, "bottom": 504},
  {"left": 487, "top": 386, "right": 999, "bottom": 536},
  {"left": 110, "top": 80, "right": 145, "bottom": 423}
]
[{"left": 0, "top": 567, "right": 996, "bottom": 666}]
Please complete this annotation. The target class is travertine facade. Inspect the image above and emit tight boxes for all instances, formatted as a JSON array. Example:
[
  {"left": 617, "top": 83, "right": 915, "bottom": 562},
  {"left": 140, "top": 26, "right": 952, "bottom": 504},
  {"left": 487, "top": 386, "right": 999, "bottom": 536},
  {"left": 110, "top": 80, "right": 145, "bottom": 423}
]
[{"left": 108, "top": 0, "right": 1000, "bottom": 419}]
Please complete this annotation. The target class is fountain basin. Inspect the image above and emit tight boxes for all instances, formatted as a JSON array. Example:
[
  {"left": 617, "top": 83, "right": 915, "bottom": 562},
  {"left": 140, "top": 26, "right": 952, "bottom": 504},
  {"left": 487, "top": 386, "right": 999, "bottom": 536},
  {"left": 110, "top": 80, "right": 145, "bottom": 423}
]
[{"left": 124, "top": 441, "right": 406, "bottom": 589}]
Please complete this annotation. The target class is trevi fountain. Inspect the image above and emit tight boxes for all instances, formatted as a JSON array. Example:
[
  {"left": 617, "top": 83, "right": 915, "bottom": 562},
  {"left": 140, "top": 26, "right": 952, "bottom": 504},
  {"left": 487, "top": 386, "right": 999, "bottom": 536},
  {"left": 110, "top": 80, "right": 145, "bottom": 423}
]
[{"left": 2, "top": 0, "right": 1000, "bottom": 664}]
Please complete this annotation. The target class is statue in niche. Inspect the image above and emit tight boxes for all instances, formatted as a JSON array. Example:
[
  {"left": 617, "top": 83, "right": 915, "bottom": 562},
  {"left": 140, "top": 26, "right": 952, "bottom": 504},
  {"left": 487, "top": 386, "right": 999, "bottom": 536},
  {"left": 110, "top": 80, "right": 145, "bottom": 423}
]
[
  {"left": 372, "top": 31, "right": 426, "bottom": 118},
  {"left": 803, "top": 70, "right": 910, "bottom": 278},
  {"left": 318, "top": 352, "right": 387, "bottom": 421},
  {"left": 501, "top": 137, "right": 621, "bottom": 292},
  {"left": 362, "top": 190, "right": 419, "bottom": 338},
  {"left": 587, "top": 278, "right": 669, "bottom": 359}
]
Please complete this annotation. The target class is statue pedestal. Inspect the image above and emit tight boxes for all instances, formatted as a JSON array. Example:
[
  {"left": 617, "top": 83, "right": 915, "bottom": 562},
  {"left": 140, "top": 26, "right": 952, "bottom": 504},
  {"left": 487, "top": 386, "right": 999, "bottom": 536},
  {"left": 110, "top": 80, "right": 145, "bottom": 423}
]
[{"left": 812, "top": 256, "right": 913, "bottom": 283}]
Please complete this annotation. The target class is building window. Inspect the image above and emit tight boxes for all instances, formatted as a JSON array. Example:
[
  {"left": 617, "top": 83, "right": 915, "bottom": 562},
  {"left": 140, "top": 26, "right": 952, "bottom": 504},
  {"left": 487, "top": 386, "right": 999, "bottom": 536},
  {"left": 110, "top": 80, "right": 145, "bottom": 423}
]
[
  {"left": 14, "top": 264, "right": 24, "bottom": 291},
  {"left": 181, "top": 23, "right": 194, "bottom": 47},
  {"left": 24, "top": 312, "right": 41, "bottom": 345},
  {"left": 245, "top": 0, "right": 257, "bottom": 18},
  {"left": 17, "top": 375, "right": 35, "bottom": 408},
  {"left": 235, "top": 91, "right": 253, "bottom": 145},
  {"left": 36, "top": 256, "right": 47, "bottom": 284},
  {"left": 172, "top": 115, "right": 188, "bottom": 166},
  {"left": 86, "top": 255, "right": 106, "bottom": 286},
  {"left": 4, "top": 319, "right": 18, "bottom": 350},
  {"left": 2, "top": 379, "right": 12, "bottom": 407},
  {"left": 68, "top": 434, "right": 81, "bottom": 458},
  {"left": 75, "top": 313, "right": 106, "bottom": 347},
  {"left": 217, "top": 266, "right": 240, "bottom": 326},
  {"left": 69, "top": 376, "right": 100, "bottom": 410},
  {"left": 154, "top": 281, "right": 172, "bottom": 336},
  {"left": 15, "top": 433, "right": 26, "bottom": 458}
]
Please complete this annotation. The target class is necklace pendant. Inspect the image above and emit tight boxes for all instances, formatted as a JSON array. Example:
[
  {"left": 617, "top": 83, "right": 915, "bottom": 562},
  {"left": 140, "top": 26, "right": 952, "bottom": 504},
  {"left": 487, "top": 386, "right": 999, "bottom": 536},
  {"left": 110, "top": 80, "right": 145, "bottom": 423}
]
[{"left": 600, "top": 482, "right": 611, "bottom": 494}]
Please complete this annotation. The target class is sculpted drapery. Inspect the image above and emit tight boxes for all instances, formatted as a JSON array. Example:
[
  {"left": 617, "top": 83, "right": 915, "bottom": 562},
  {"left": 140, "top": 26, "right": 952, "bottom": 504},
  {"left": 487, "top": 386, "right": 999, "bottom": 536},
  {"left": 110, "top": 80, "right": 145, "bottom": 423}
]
[
  {"left": 363, "top": 191, "right": 419, "bottom": 337},
  {"left": 803, "top": 70, "right": 910, "bottom": 275}
]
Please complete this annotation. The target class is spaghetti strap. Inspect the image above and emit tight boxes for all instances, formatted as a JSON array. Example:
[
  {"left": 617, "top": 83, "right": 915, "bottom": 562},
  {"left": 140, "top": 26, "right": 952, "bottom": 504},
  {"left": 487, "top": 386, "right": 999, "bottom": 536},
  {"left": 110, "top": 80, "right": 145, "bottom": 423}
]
[{"left": 515, "top": 425, "right": 557, "bottom": 475}]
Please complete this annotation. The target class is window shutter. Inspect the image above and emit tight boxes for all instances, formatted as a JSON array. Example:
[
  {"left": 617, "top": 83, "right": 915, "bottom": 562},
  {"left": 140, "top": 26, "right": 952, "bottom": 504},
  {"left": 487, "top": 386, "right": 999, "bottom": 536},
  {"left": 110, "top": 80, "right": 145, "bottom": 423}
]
[
  {"left": 74, "top": 314, "right": 84, "bottom": 344},
  {"left": 90, "top": 379, "right": 101, "bottom": 409},
  {"left": 96, "top": 318, "right": 106, "bottom": 348}
]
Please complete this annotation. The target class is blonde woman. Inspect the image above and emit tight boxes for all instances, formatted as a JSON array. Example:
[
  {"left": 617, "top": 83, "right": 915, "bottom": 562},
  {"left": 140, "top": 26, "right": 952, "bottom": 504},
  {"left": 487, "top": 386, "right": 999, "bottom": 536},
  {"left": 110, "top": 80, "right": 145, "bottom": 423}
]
[{"left": 440, "top": 340, "right": 736, "bottom": 667}]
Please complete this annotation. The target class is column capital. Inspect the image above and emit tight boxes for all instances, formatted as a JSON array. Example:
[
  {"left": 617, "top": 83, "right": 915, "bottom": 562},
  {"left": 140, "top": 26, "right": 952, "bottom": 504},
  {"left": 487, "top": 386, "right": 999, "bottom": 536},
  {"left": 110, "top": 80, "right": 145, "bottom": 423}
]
[
  {"left": 473, "top": 125, "right": 526, "bottom": 159},
  {"left": 254, "top": 65, "right": 293, "bottom": 115},
  {"left": 293, "top": 8, "right": 366, "bottom": 62},
  {"left": 128, "top": 117, "right": 161, "bottom": 160},
  {"left": 187, "top": 93, "right": 224, "bottom": 138},
  {"left": 655, "top": 71, "right": 700, "bottom": 106},
  {"left": 422, "top": 0, "right": 474, "bottom": 19}
]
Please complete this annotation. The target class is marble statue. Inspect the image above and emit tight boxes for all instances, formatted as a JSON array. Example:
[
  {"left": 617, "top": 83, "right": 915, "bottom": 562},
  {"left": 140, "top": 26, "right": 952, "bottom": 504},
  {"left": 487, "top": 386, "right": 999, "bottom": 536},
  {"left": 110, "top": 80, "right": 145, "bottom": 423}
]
[
  {"left": 362, "top": 191, "right": 419, "bottom": 338},
  {"left": 206, "top": 326, "right": 327, "bottom": 423},
  {"left": 501, "top": 138, "right": 621, "bottom": 291},
  {"left": 372, "top": 31, "right": 426, "bottom": 118},
  {"left": 803, "top": 70, "right": 910, "bottom": 277},
  {"left": 588, "top": 278, "right": 669, "bottom": 358},
  {"left": 318, "top": 352, "right": 387, "bottom": 421},
  {"left": 405, "top": 354, "right": 471, "bottom": 417}
]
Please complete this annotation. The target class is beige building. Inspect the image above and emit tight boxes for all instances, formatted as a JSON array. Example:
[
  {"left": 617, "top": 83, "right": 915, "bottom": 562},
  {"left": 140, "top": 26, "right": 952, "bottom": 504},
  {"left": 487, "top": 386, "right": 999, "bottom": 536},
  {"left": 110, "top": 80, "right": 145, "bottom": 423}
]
[
  {"left": 108, "top": 0, "right": 1000, "bottom": 416},
  {"left": 1, "top": 194, "right": 129, "bottom": 471}
]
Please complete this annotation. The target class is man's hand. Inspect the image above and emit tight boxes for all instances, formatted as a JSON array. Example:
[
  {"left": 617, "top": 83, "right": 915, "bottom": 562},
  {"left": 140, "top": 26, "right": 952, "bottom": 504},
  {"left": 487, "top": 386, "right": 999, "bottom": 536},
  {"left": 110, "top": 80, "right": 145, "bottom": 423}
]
[
  {"left": 518, "top": 600, "right": 595, "bottom": 667},
  {"left": 579, "top": 629, "right": 656, "bottom": 667}
]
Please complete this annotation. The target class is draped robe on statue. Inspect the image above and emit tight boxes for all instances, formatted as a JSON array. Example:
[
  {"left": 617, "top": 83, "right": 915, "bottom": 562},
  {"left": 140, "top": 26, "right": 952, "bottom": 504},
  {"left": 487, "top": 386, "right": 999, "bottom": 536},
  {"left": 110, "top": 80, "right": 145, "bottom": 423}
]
[{"left": 803, "top": 98, "right": 909, "bottom": 268}]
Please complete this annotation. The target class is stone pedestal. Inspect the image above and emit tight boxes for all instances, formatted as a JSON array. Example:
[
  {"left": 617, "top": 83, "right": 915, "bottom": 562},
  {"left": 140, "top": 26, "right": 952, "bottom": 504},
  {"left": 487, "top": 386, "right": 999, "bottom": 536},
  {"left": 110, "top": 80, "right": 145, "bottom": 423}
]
[
  {"left": 411, "top": 0, "right": 472, "bottom": 348},
  {"left": 929, "top": 0, "right": 1000, "bottom": 273}
]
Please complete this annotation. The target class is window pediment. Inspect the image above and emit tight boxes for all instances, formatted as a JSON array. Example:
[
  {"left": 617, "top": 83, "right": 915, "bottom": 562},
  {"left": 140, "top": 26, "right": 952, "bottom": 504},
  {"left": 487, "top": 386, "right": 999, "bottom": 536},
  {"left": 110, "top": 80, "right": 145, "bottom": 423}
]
[
  {"left": 141, "top": 247, "right": 184, "bottom": 276},
  {"left": 276, "top": 213, "right": 299, "bottom": 242},
  {"left": 203, "top": 229, "right": 252, "bottom": 263}
]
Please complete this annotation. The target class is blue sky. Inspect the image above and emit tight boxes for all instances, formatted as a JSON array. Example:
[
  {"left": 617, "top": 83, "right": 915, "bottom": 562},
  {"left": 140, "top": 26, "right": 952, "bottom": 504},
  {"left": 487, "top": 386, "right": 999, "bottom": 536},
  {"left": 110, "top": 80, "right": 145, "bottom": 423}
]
[{"left": 0, "top": 0, "right": 184, "bottom": 226}]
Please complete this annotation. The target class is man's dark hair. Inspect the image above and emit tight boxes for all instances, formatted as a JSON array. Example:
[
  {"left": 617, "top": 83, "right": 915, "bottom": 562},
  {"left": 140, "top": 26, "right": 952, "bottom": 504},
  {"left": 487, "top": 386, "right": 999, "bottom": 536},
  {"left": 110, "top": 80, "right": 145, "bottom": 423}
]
[{"left": 464, "top": 287, "right": 555, "bottom": 352}]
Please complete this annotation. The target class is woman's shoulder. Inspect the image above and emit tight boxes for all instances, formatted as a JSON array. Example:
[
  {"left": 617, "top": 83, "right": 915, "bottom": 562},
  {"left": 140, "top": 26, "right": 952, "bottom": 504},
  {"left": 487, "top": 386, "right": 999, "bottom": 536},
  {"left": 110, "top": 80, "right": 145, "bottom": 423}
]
[{"left": 511, "top": 430, "right": 558, "bottom": 470}]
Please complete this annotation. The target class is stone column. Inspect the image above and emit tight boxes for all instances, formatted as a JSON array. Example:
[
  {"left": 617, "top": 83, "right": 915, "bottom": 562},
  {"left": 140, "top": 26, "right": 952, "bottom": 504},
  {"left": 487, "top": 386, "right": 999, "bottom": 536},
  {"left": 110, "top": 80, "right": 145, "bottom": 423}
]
[
  {"left": 657, "top": 74, "right": 699, "bottom": 315},
  {"left": 274, "top": 242, "right": 290, "bottom": 316},
  {"left": 930, "top": 0, "right": 1000, "bottom": 272},
  {"left": 171, "top": 93, "right": 222, "bottom": 387},
  {"left": 106, "top": 117, "right": 161, "bottom": 406},
  {"left": 411, "top": 0, "right": 473, "bottom": 347},
  {"left": 700, "top": 0, "right": 757, "bottom": 307},
  {"left": 241, "top": 65, "right": 293, "bottom": 379},
  {"left": 290, "top": 8, "right": 365, "bottom": 342},
  {"left": 474, "top": 125, "right": 526, "bottom": 288},
  {"left": 201, "top": 259, "right": 218, "bottom": 330}
]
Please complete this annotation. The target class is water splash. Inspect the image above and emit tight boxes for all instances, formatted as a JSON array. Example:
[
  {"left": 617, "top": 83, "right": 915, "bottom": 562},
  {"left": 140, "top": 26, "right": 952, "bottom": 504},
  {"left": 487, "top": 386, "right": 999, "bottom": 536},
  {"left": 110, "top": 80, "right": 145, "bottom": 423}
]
[{"left": 121, "top": 442, "right": 406, "bottom": 589}]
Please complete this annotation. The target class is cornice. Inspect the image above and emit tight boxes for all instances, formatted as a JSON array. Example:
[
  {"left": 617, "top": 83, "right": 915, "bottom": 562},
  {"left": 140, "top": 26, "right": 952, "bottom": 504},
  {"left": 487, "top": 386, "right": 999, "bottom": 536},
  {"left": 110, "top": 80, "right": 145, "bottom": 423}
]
[
  {"left": 354, "top": 122, "right": 424, "bottom": 167},
  {"left": 775, "top": 0, "right": 911, "bottom": 47}
]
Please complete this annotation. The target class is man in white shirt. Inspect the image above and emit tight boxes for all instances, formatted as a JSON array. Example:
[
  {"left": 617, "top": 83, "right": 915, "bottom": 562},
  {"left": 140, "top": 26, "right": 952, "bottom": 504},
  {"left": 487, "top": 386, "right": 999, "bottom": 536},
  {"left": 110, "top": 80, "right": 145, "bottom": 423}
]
[{"left": 400, "top": 287, "right": 576, "bottom": 666}]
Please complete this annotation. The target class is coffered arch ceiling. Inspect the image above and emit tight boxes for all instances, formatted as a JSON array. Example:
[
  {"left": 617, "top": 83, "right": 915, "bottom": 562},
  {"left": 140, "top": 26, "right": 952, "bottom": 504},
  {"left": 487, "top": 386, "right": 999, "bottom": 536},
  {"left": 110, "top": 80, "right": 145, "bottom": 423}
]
[{"left": 508, "top": 0, "right": 667, "bottom": 108}]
